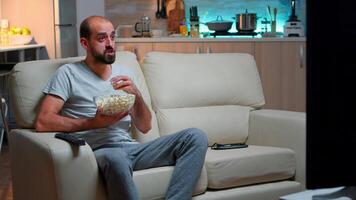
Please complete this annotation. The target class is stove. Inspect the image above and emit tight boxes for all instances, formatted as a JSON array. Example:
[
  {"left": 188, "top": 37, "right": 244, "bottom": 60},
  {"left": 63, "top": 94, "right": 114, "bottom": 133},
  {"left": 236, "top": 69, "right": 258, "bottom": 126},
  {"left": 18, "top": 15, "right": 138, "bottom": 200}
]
[{"left": 210, "top": 31, "right": 258, "bottom": 38}]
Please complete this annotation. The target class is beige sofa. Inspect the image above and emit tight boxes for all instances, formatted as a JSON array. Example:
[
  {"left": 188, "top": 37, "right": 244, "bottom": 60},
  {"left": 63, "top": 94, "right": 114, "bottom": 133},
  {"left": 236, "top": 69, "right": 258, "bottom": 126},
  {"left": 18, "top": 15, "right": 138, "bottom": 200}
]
[{"left": 9, "top": 51, "right": 305, "bottom": 200}]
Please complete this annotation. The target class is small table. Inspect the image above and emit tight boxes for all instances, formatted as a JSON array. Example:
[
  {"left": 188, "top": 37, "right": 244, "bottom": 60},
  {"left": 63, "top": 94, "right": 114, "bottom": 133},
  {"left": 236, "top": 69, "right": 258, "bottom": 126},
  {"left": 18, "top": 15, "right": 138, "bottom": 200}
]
[
  {"left": 0, "top": 44, "right": 45, "bottom": 62},
  {"left": 280, "top": 187, "right": 348, "bottom": 200}
]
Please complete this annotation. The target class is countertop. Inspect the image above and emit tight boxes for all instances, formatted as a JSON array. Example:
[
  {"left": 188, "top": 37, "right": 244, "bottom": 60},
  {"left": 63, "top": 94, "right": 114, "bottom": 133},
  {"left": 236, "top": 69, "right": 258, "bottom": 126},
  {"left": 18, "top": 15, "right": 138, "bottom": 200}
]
[
  {"left": 0, "top": 44, "right": 45, "bottom": 52},
  {"left": 115, "top": 36, "right": 306, "bottom": 43}
]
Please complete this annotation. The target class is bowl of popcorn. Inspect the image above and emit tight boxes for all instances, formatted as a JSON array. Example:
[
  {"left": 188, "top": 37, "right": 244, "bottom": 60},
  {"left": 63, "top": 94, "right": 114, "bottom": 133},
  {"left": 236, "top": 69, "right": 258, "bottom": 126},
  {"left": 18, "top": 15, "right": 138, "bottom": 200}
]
[{"left": 94, "top": 90, "right": 135, "bottom": 115}]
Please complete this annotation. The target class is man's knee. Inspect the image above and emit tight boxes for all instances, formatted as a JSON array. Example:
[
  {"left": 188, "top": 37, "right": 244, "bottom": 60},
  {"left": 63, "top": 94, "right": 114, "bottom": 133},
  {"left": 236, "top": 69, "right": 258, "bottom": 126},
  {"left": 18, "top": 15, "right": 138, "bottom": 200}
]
[
  {"left": 97, "top": 151, "right": 132, "bottom": 177},
  {"left": 184, "top": 127, "right": 208, "bottom": 147}
]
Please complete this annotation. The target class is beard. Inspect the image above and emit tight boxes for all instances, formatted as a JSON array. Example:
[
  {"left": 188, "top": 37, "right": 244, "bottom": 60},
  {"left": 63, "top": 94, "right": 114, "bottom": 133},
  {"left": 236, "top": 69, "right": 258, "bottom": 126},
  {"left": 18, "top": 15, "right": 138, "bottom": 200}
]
[{"left": 92, "top": 46, "right": 116, "bottom": 64}]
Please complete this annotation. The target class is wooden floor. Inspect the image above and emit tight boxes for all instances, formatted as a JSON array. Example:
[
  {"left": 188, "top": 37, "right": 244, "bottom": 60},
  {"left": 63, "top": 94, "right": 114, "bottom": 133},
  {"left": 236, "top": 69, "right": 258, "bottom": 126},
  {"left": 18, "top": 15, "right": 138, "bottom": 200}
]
[{"left": 0, "top": 143, "right": 13, "bottom": 200}]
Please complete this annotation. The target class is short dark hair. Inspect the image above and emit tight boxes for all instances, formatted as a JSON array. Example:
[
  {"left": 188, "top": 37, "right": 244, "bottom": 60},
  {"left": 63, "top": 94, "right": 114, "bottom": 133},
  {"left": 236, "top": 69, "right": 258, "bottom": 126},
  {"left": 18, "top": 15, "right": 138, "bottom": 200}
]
[
  {"left": 79, "top": 17, "right": 91, "bottom": 39},
  {"left": 80, "top": 16, "right": 111, "bottom": 39}
]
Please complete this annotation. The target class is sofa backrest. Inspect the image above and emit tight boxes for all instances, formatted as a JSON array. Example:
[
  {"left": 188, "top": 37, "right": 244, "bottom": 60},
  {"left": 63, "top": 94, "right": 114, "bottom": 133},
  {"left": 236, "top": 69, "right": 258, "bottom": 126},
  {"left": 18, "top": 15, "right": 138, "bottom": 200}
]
[
  {"left": 142, "top": 52, "right": 265, "bottom": 145},
  {"left": 10, "top": 51, "right": 160, "bottom": 143}
]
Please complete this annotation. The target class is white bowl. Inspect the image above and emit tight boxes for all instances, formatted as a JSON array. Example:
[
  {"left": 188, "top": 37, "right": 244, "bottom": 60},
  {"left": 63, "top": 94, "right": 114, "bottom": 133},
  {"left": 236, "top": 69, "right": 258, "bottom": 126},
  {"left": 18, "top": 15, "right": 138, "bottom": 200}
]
[
  {"left": 94, "top": 91, "right": 135, "bottom": 115},
  {"left": 9, "top": 35, "right": 33, "bottom": 45}
]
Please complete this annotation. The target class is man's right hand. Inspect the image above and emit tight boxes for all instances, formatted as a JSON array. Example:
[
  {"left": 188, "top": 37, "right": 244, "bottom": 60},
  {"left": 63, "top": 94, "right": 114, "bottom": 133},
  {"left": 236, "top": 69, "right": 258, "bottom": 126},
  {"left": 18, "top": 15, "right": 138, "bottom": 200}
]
[{"left": 89, "top": 108, "right": 129, "bottom": 129}]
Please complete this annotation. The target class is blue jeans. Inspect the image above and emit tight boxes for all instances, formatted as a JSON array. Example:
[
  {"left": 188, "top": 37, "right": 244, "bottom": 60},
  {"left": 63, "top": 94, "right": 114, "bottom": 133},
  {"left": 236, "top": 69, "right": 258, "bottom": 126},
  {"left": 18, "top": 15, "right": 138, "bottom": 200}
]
[{"left": 94, "top": 128, "right": 208, "bottom": 200}]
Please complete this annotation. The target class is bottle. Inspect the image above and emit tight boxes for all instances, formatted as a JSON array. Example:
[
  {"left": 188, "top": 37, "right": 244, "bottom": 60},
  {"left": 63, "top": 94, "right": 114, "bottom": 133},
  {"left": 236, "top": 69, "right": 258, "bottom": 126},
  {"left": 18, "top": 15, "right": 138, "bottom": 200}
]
[
  {"left": 189, "top": 6, "right": 200, "bottom": 38},
  {"left": 190, "top": 16, "right": 200, "bottom": 38},
  {"left": 0, "top": 19, "right": 9, "bottom": 46},
  {"left": 179, "top": 19, "right": 188, "bottom": 36}
]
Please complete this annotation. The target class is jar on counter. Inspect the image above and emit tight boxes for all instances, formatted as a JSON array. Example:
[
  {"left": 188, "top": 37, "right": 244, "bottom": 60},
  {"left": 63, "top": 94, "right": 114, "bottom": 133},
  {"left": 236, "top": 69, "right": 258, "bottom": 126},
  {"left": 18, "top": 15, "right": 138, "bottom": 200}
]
[
  {"left": 190, "top": 16, "right": 200, "bottom": 38},
  {"left": 179, "top": 20, "right": 188, "bottom": 36}
]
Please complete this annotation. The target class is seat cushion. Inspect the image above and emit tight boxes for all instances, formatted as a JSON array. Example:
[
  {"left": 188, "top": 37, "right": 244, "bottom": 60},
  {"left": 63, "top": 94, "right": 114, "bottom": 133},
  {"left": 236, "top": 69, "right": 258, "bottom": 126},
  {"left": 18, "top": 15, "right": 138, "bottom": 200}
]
[
  {"left": 133, "top": 166, "right": 207, "bottom": 199},
  {"left": 205, "top": 145, "right": 296, "bottom": 189},
  {"left": 156, "top": 105, "right": 251, "bottom": 145}
]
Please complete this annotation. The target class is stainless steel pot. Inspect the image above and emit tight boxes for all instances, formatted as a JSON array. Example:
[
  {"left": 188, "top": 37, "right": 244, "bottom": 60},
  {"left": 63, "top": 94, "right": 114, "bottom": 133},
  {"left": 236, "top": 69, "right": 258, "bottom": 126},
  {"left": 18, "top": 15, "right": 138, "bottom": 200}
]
[
  {"left": 235, "top": 9, "right": 257, "bottom": 31},
  {"left": 205, "top": 15, "right": 233, "bottom": 32}
]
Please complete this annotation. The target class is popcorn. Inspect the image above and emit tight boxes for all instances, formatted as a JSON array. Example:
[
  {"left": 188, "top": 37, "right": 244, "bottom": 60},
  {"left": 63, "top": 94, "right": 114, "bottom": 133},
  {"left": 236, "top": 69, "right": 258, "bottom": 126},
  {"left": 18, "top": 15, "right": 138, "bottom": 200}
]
[{"left": 94, "top": 91, "right": 135, "bottom": 115}]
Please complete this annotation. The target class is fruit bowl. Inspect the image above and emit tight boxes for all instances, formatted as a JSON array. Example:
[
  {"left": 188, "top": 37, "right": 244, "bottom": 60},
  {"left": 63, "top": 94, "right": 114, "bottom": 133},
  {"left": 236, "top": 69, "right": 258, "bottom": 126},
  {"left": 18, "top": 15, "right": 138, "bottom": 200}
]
[
  {"left": 94, "top": 90, "right": 135, "bottom": 115},
  {"left": 9, "top": 35, "right": 33, "bottom": 45}
]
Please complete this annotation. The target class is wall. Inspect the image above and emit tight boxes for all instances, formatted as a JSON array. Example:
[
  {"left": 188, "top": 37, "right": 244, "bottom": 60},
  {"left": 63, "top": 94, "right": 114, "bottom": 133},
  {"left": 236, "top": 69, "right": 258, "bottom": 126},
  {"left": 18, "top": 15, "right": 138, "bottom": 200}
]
[
  {"left": 1, "top": 0, "right": 54, "bottom": 58},
  {"left": 105, "top": 0, "right": 306, "bottom": 34},
  {"left": 76, "top": 0, "right": 105, "bottom": 56},
  {"left": 0, "top": 0, "right": 105, "bottom": 58}
]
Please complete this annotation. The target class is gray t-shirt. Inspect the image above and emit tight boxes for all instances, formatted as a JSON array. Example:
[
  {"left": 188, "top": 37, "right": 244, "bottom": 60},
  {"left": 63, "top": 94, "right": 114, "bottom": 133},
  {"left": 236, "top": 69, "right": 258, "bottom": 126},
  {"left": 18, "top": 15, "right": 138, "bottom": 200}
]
[{"left": 43, "top": 61, "right": 138, "bottom": 150}]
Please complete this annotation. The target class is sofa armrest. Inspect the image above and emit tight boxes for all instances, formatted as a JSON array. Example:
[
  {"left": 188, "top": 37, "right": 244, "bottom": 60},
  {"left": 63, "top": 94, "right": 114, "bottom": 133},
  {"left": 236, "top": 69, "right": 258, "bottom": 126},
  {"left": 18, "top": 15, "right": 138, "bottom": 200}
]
[
  {"left": 247, "top": 109, "right": 306, "bottom": 188},
  {"left": 9, "top": 129, "right": 107, "bottom": 200}
]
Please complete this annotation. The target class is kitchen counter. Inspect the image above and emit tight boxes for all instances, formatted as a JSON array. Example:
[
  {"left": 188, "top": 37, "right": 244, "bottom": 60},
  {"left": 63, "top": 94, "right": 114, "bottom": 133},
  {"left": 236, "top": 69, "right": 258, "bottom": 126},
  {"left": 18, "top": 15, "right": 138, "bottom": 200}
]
[
  {"left": 115, "top": 36, "right": 306, "bottom": 43},
  {"left": 0, "top": 44, "right": 45, "bottom": 52}
]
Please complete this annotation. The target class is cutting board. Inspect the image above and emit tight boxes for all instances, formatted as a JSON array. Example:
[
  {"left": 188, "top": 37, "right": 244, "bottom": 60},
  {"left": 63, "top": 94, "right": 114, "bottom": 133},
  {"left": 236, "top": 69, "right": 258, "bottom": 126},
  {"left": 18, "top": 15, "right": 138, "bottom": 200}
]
[
  {"left": 166, "top": 0, "right": 185, "bottom": 17},
  {"left": 167, "top": 0, "right": 185, "bottom": 33}
]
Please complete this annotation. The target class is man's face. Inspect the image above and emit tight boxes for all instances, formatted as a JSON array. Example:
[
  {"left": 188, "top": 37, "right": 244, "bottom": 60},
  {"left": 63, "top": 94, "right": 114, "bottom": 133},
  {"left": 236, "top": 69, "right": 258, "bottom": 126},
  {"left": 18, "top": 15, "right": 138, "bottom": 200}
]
[{"left": 87, "top": 21, "right": 116, "bottom": 64}]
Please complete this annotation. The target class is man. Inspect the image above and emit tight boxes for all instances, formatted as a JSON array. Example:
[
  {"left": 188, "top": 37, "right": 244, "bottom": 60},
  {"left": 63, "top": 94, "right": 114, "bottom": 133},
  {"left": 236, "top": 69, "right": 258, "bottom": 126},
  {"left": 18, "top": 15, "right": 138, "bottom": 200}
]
[{"left": 35, "top": 15, "right": 208, "bottom": 200}]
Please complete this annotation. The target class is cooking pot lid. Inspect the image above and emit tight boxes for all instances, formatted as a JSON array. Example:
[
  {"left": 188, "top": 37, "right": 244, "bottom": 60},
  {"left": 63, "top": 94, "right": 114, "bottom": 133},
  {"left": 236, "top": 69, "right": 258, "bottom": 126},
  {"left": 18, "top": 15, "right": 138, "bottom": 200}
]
[
  {"left": 237, "top": 9, "right": 257, "bottom": 15},
  {"left": 208, "top": 15, "right": 233, "bottom": 23}
]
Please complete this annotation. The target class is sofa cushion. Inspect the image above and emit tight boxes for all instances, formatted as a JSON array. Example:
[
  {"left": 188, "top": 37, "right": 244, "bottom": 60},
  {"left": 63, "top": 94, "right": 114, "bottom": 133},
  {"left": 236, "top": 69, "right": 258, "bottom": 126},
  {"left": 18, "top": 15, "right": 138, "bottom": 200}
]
[
  {"left": 156, "top": 105, "right": 251, "bottom": 145},
  {"left": 205, "top": 145, "right": 296, "bottom": 189},
  {"left": 133, "top": 165, "right": 207, "bottom": 199},
  {"left": 142, "top": 52, "right": 265, "bottom": 109}
]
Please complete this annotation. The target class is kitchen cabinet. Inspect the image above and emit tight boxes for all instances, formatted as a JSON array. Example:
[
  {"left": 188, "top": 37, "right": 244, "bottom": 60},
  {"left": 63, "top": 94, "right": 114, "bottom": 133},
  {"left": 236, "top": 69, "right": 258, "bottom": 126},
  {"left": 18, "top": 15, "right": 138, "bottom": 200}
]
[
  {"left": 281, "top": 42, "right": 306, "bottom": 112},
  {"left": 152, "top": 42, "right": 201, "bottom": 53},
  {"left": 203, "top": 42, "right": 254, "bottom": 55},
  {"left": 255, "top": 41, "right": 306, "bottom": 112},
  {"left": 117, "top": 43, "right": 152, "bottom": 63},
  {"left": 151, "top": 42, "right": 254, "bottom": 55}
]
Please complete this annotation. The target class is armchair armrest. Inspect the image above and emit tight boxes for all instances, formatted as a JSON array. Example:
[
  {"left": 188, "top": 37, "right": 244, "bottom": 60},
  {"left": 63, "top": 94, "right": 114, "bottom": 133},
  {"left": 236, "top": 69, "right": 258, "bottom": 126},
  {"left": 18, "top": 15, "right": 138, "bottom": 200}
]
[
  {"left": 9, "top": 129, "right": 107, "bottom": 200},
  {"left": 247, "top": 109, "right": 306, "bottom": 188}
]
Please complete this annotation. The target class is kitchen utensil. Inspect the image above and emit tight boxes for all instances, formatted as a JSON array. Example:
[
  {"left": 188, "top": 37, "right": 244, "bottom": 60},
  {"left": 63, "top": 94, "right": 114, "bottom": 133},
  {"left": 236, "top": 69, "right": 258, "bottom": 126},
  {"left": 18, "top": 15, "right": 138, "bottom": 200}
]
[
  {"left": 273, "top": 8, "right": 278, "bottom": 21},
  {"left": 135, "top": 15, "right": 151, "bottom": 37},
  {"left": 160, "top": 0, "right": 167, "bottom": 19},
  {"left": 205, "top": 15, "right": 233, "bottom": 32},
  {"left": 234, "top": 9, "right": 257, "bottom": 32},
  {"left": 190, "top": 6, "right": 198, "bottom": 18},
  {"left": 267, "top": 5, "right": 272, "bottom": 22},
  {"left": 156, "top": 0, "right": 161, "bottom": 19}
]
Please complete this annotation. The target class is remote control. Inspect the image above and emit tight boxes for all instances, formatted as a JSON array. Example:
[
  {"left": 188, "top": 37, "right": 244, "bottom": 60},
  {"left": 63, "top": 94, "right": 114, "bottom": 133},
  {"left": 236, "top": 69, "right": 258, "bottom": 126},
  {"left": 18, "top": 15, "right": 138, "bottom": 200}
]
[
  {"left": 211, "top": 143, "right": 248, "bottom": 150},
  {"left": 55, "top": 133, "right": 85, "bottom": 146}
]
